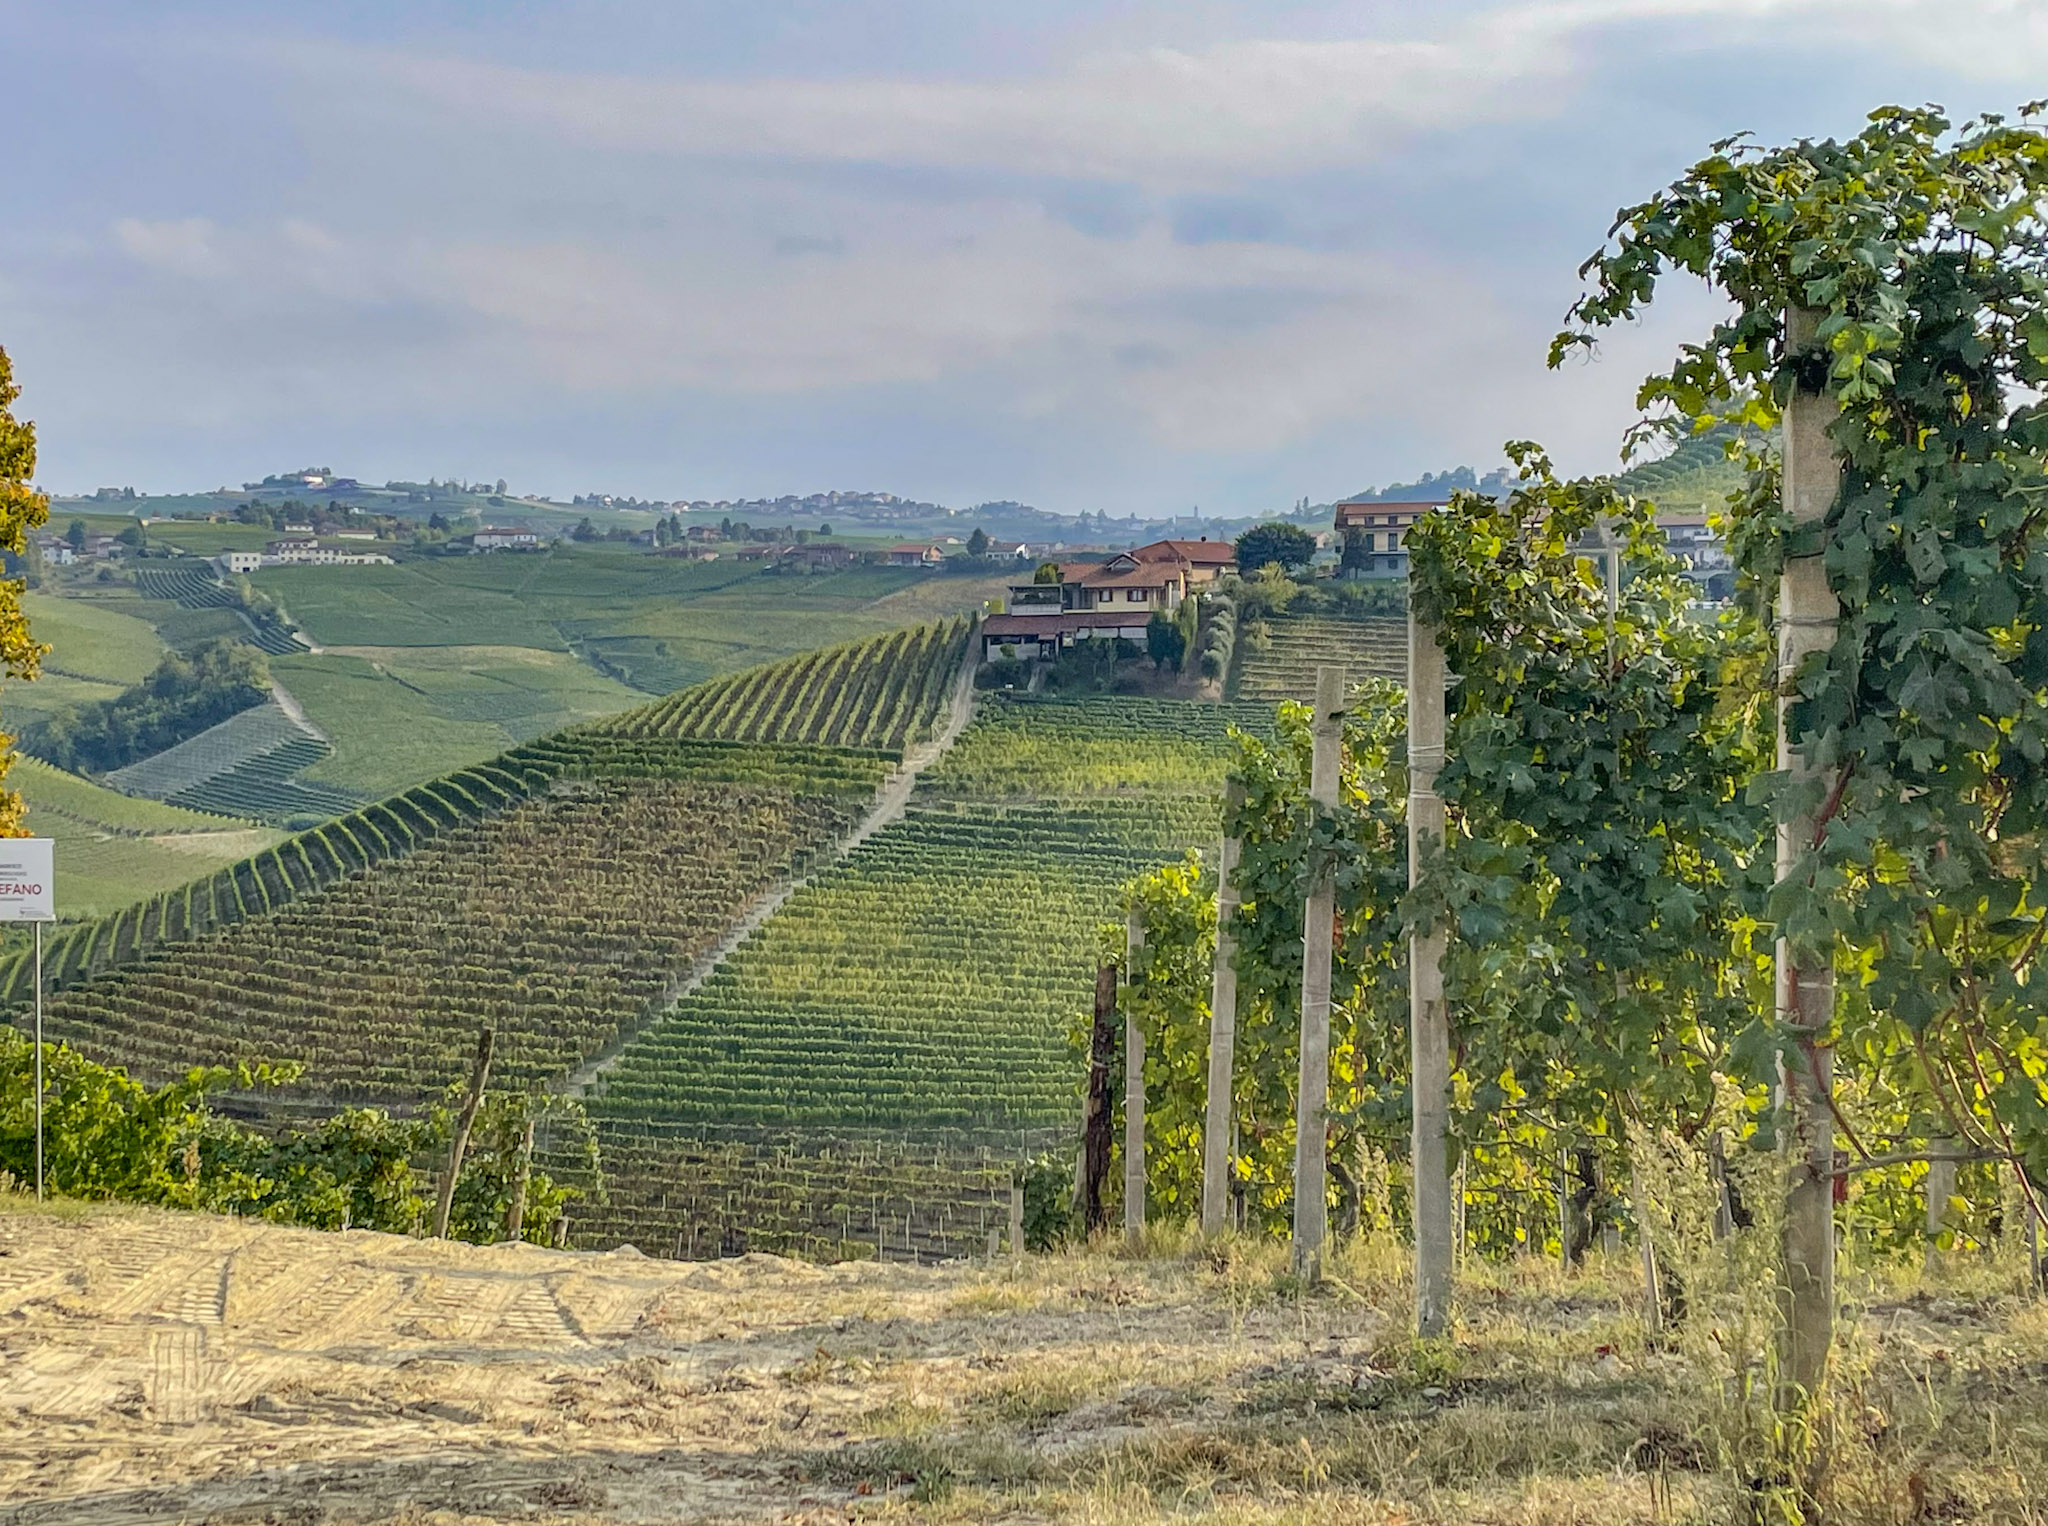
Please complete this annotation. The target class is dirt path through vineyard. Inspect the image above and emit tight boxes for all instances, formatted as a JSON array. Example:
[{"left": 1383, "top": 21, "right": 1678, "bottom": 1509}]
[{"left": 564, "top": 643, "right": 978, "bottom": 1096}]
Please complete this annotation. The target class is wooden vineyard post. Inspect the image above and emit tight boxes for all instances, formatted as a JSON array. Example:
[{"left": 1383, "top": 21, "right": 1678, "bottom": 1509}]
[
  {"left": 1010, "top": 1177, "right": 1026, "bottom": 1263},
  {"left": 504, "top": 1110, "right": 535, "bottom": 1242},
  {"left": 1631, "top": 1159, "right": 1664, "bottom": 1338},
  {"left": 1079, "top": 963, "right": 1117, "bottom": 1234},
  {"left": 1125, "top": 910, "right": 1147, "bottom": 1250},
  {"left": 1202, "top": 777, "right": 1245, "bottom": 1237},
  {"left": 1292, "top": 666, "right": 1346, "bottom": 1281},
  {"left": 432, "top": 1027, "right": 495, "bottom": 1240},
  {"left": 1777, "top": 304, "right": 1841, "bottom": 1407},
  {"left": 1408, "top": 599, "right": 1453, "bottom": 1338}
]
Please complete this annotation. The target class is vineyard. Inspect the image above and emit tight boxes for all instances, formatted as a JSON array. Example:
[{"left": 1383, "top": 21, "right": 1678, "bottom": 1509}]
[
  {"left": 589, "top": 800, "right": 1206, "bottom": 1135},
  {"left": 570, "top": 1129, "right": 1018, "bottom": 1263},
  {"left": 575, "top": 693, "right": 1262, "bottom": 1255},
  {"left": 1230, "top": 612, "right": 1404, "bottom": 702},
  {"left": 105, "top": 698, "right": 358, "bottom": 824},
  {"left": 1, "top": 623, "right": 967, "bottom": 1113},
  {"left": 595, "top": 617, "right": 971, "bottom": 751},
  {"left": 29, "top": 771, "right": 871, "bottom": 1108},
  {"left": 133, "top": 564, "right": 238, "bottom": 609},
  {"left": 163, "top": 736, "right": 361, "bottom": 822}
]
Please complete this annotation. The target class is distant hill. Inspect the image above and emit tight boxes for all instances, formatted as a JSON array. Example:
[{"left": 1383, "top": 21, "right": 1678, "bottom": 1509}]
[{"left": 1614, "top": 427, "right": 1752, "bottom": 514}]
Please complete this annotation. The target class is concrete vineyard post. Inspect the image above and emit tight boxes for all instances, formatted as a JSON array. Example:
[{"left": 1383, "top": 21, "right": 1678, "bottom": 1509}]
[
  {"left": 504, "top": 1111, "right": 535, "bottom": 1242},
  {"left": 432, "top": 1027, "right": 495, "bottom": 1240},
  {"left": 1407, "top": 603, "right": 1453, "bottom": 1338},
  {"left": 1778, "top": 304, "right": 1841, "bottom": 1406},
  {"left": 1925, "top": 1143, "right": 1956, "bottom": 1274},
  {"left": 1202, "top": 777, "right": 1245, "bottom": 1237},
  {"left": 1292, "top": 665, "right": 1345, "bottom": 1281},
  {"left": 1125, "top": 910, "right": 1147, "bottom": 1250}
]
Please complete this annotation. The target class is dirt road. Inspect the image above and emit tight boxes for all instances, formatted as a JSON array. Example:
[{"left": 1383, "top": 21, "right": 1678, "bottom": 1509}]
[
  {"left": 2, "top": 1198, "right": 2037, "bottom": 1525},
  {"left": 1, "top": 1199, "right": 972, "bottom": 1523}
]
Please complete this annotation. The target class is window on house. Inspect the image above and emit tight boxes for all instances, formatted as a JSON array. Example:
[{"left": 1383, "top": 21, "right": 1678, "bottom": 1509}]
[{"left": 1129, "top": 588, "right": 1146, "bottom": 602}]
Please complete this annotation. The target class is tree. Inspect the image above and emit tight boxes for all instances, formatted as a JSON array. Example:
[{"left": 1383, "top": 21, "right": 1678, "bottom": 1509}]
[
  {"left": 818, "top": 522, "right": 832, "bottom": 537},
  {"left": 571, "top": 516, "right": 597, "bottom": 542},
  {"left": 1033, "top": 560, "right": 1063, "bottom": 585},
  {"left": 64, "top": 519, "right": 85, "bottom": 552},
  {"left": 1235, "top": 522, "right": 1316, "bottom": 577},
  {"left": 1145, "top": 610, "right": 1186, "bottom": 671},
  {"left": 1339, "top": 526, "right": 1369, "bottom": 577},
  {"left": 967, "top": 527, "right": 990, "bottom": 559},
  {"left": 0, "top": 348, "right": 48, "bottom": 836}
]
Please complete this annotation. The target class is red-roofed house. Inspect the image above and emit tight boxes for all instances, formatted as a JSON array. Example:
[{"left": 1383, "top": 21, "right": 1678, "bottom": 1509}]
[
  {"left": 983, "top": 537, "right": 1235, "bottom": 661},
  {"left": 887, "top": 543, "right": 945, "bottom": 567}
]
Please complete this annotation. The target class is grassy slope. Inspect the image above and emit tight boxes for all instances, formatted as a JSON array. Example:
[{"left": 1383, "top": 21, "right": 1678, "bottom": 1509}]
[
  {"left": 11, "top": 757, "right": 281, "bottom": 918},
  {"left": 273, "top": 648, "right": 646, "bottom": 799}
]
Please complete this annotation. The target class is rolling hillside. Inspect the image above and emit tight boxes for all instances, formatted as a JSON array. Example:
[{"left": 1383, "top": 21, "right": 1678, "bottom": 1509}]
[
  {"left": 575, "top": 693, "right": 1267, "bottom": 1259},
  {"left": 4, "top": 617, "right": 1279, "bottom": 1263},
  {"left": 2, "top": 621, "right": 973, "bottom": 1116}
]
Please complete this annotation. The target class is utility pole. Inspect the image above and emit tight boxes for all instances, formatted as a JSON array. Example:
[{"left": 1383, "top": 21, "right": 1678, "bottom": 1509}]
[
  {"left": 1408, "top": 600, "right": 1453, "bottom": 1337},
  {"left": 1777, "top": 304, "right": 1841, "bottom": 1406},
  {"left": 1201, "top": 778, "right": 1245, "bottom": 1236},
  {"left": 1292, "top": 666, "right": 1345, "bottom": 1280}
]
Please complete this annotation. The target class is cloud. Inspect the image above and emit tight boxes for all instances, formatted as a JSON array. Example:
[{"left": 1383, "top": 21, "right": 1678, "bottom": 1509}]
[
  {"left": 320, "top": 0, "right": 2043, "bottom": 194},
  {"left": 113, "top": 216, "right": 219, "bottom": 278},
  {"left": 43, "top": 0, "right": 2048, "bottom": 504}
]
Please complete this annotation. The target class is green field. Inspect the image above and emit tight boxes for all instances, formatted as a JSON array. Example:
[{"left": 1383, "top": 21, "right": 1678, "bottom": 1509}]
[
  {"left": 273, "top": 648, "right": 647, "bottom": 799},
  {"left": 590, "top": 695, "right": 1251, "bottom": 1143},
  {"left": 1230, "top": 611, "right": 1406, "bottom": 703},
  {"left": 19, "top": 592, "right": 163, "bottom": 687}
]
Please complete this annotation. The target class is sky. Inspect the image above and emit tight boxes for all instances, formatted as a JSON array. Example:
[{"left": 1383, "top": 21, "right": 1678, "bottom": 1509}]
[{"left": 1, "top": 1, "right": 2043, "bottom": 515}]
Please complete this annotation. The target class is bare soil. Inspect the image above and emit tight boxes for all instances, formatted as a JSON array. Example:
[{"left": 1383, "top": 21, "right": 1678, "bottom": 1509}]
[{"left": 2, "top": 1199, "right": 2041, "bottom": 1525}]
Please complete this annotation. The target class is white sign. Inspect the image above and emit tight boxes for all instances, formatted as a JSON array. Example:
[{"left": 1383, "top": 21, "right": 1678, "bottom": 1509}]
[{"left": 0, "top": 839, "right": 55, "bottom": 922}]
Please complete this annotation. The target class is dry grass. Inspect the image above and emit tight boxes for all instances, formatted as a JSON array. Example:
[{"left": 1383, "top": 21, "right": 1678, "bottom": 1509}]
[
  {"left": 779, "top": 1232, "right": 2048, "bottom": 1526},
  {"left": 2, "top": 1194, "right": 2042, "bottom": 1524}
]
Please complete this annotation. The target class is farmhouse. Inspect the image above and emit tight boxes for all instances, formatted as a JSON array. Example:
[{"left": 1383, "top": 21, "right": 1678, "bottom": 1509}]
[
  {"left": 980, "top": 610, "right": 1152, "bottom": 663},
  {"left": 983, "top": 538, "right": 1235, "bottom": 661},
  {"left": 261, "top": 540, "right": 395, "bottom": 567},
  {"left": 473, "top": 527, "right": 543, "bottom": 552},
  {"left": 886, "top": 543, "right": 945, "bottom": 567},
  {"left": 779, "top": 542, "right": 854, "bottom": 571}
]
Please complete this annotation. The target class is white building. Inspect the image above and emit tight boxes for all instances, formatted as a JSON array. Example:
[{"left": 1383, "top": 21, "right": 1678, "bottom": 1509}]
[
  {"left": 259, "top": 540, "right": 394, "bottom": 567},
  {"left": 474, "top": 527, "right": 543, "bottom": 551}
]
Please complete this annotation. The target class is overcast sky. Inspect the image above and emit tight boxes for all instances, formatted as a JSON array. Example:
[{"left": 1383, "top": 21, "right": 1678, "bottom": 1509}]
[{"left": 1, "top": 1, "right": 2040, "bottom": 513}]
